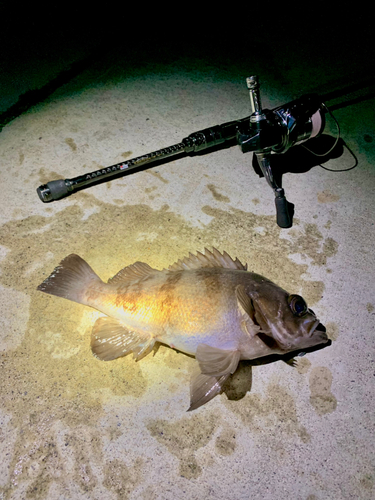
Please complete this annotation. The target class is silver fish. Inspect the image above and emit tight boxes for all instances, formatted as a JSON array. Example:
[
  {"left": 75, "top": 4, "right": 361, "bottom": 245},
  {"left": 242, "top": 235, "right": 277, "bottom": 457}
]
[{"left": 37, "top": 248, "right": 329, "bottom": 410}]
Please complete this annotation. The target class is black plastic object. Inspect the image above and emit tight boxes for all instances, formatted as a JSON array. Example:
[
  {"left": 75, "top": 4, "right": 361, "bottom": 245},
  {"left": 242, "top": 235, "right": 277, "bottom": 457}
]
[{"left": 274, "top": 188, "right": 293, "bottom": 228}]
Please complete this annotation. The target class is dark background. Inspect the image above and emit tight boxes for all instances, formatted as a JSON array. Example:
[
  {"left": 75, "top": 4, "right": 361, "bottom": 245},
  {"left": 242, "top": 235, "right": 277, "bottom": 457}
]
[{"left": 1, "top": 3, "right": 374, "bottom": 128}]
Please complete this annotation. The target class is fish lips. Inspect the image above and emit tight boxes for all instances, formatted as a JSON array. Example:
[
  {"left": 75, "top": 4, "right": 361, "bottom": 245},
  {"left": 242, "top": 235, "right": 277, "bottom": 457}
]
[
  {"left": 309, "top": 320, "right": 329, "bottom": 343},
  {"left": 292, "top": 320, "right": 329, "bottom": 350}
]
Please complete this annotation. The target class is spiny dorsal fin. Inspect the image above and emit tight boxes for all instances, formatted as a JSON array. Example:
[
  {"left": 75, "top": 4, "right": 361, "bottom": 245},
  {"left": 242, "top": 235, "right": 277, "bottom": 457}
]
[
  {"left": 108, "top": 261, "right": 160, "bottom": 284},
  {"left": 167, "top": 248, "right": 247, "bottom": 272}
]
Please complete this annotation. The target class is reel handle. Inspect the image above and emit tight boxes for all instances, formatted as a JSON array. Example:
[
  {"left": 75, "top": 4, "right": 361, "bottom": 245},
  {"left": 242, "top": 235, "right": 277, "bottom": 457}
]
[
  {"left": 255, "top": 152, "right": 294, "bottom": 228},
  {"left": 275, "top": 188, "right": 293, "bottom": 228}
]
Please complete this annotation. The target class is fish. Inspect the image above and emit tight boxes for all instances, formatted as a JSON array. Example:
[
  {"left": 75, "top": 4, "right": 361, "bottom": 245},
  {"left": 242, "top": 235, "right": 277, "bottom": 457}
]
[{"left": 37, "top": 248, "right": 329, "bottom": 410}]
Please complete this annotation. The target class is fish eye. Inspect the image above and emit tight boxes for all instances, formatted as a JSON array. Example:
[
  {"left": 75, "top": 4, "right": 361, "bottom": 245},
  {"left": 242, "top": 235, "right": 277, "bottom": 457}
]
[{"left": 288, "top": 294, "right": 308, "bottom": 317}]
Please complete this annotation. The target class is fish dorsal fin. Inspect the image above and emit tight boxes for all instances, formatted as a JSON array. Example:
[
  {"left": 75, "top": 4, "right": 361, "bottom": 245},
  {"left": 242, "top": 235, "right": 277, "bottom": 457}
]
[
  {"left": 168, "top": 248, "right": 247, "bottom": 271},
  {"left": 108, "top": 261, "right": 160, "bottom": 284}
]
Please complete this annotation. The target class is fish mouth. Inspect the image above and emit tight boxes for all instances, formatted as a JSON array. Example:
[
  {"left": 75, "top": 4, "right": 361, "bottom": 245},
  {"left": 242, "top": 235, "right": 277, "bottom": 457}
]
[
  {"left": 309, "top": 320, "right": 329, "bottom": 344},
  {"left": 276, "top": 319, "right": 329, "bottom": 351}
]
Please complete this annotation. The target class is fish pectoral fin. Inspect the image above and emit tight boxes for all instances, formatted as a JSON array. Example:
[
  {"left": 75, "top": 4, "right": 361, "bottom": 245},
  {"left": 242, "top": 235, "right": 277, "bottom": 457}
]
[
  {"left": 235, "top": 284, "right": 261, "bottom": 338},
  {"left": 196, "top": 344, "right": 241, "bottom": 377},
  {"left": 91, "top": 317, "right": 155, "bottom": 361},
  {"left": 188, "top": 367, "right": 231, "bottom": 411}
]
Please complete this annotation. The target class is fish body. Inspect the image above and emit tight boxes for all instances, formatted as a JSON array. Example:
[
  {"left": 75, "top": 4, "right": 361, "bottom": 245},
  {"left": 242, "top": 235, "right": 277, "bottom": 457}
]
[{"left": 37, "top": 248, "right": 329, "bottom": 410}]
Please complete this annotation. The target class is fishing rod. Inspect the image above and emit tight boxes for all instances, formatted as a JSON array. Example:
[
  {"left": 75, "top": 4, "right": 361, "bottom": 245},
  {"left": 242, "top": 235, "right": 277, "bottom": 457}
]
[{"left": 37, "top": 75, "right": 329, "bottom": 228}]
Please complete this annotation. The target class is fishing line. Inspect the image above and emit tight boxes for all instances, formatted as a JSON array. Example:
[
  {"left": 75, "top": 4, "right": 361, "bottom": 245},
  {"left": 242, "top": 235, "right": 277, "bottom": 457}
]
[{"left": 302, "top": 103, "right": 358, "bottom": 172}]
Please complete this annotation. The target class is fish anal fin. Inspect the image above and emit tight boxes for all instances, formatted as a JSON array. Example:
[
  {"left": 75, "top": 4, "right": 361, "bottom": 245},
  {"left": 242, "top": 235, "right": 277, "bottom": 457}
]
[
  {"left": 167, "top": 248, "right": 247, "bottom": 271},
  {"left": 108, "top": 262, "right": 160, "bottom": 284},
  {"left": 196, "top": 344, "right": 240, "bottom": 377},
  {"left": 235, "top": 284, "right": 261, "bottom": 338},
  {"left": 188, "top": 367, "right": 231, "bottom": 411},
  {"left": 91, "top": 316, "right": 154, "bottom": 361},
  {"left": 131, "top": 337, "right": 156, "bottom": 361}
]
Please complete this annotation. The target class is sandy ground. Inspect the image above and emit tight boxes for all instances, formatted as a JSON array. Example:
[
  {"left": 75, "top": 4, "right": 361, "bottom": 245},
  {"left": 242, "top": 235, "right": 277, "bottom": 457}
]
[{"left": 0, "top": 10, "right": 374, "bottom": 500}]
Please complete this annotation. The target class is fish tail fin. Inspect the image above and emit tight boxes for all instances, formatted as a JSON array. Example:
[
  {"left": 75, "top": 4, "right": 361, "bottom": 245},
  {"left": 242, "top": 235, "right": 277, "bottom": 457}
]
[{"left": 37, "top": 254, "right": 103, "bottom": 305}]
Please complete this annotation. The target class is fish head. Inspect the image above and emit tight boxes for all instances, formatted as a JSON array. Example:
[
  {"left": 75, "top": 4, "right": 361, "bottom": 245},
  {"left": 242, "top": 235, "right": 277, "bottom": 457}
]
[{"left": 250, "top": 281, "right": 329, "bottom": 353}]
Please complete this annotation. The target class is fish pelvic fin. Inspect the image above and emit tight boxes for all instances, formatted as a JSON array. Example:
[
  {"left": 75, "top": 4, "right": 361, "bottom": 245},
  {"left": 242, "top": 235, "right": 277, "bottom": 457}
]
[
  {"left": 37, "top": 254, "right": 103, "bottom": 305},
  {"left": 187, "top": 344, "right": 241, "bottom": 411},
  {"left": 196, "top": 344, "right": 241, "bottom": 377},
  {"left": 168, "top": 248, "right": 247, "bottom": 272},
  {"left": 91, "top": 317, "right": 155, "bottom": 361},
  {"left": 188, "top": 369, "right": 231, "bottom": 411}
]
